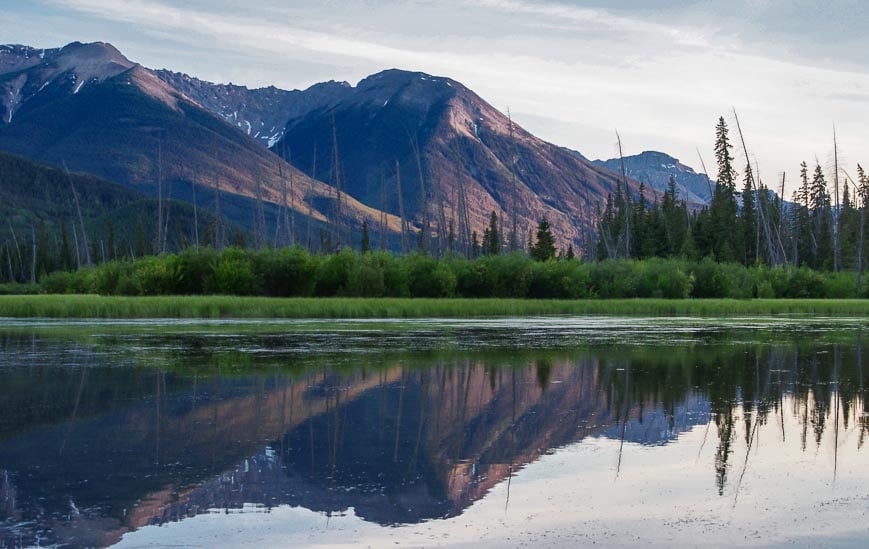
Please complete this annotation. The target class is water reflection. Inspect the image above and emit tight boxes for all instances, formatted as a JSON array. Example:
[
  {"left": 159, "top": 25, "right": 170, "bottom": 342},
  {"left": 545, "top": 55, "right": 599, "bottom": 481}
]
[{"left": 0, "top": 323, "right": 866, "bottom": 548}]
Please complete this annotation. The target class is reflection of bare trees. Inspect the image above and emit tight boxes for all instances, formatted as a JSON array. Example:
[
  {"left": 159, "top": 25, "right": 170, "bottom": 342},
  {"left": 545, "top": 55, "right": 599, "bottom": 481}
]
[{"left": 595, "top": 339, "right": 867, "bottom": 495}]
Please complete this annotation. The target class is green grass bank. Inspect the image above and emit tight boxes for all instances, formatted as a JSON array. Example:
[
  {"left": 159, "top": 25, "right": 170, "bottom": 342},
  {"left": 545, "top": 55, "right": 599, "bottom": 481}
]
[{"left": 3, "top": 295, "right": 869, "bottom": 319}]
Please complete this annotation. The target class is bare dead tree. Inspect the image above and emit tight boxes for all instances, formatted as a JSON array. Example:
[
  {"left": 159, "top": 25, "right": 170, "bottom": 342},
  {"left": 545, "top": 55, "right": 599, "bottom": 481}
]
[
  {"left": 289, "top": 165, "right": 296, "bottom": 246},
  {"left": 407, "top": 130, "right": 429, "bottom": 253},
  {"left": 191, "top": 180, "right": 199, "bottom": 250},
  {"left": 6, "top": 221, "right": 22, "bottom": 280},
  {"left": 396, "top": 159, "right": 408, "bottom": 254},
  {"left": 450, "top": 136, "right": 473, "bottom": 257},
  {"left": 71, "top": 224, "right": 81, "bottom": 270},
  {"left": 161, "top": 171, "right": 174, "bottom": 254},
  {"left": 30, "top": 224, "right": 36, "bottom": 284},
  {"left": 254, "top": 167, "right": 267, "bottom": 249},
  {"left": 616, "top": 130, "right": 630, "bottom": 258},
  {"left": 156, "top": 139, "right": 163, "bottom": 254},
  {"left": 695, "top": 147, "right": 715, "bottom": 200},
  {"left": 306, "top": 143, "right": 317, "bottom": 251},
  {"left": 779, "top": 172, "right": 787, "bottom": 257},
  {"left": 833, "top": 127, "right": 841, "bottom": 272},
  {"left": 5, "top": 241, "right": 14, "bottom": 282},
  {"left": 431, "top": 144, "right": 449, "bottom": 256},
  {"left": 508, "top": 108, "right": 519, "bottom": 251},
  {"left": 379, "top": 171, "right": 388, "bottom": 250},
  {"left": 843, "top": 169, "right": 865, "bottom": 297},
  {"left": 275, "top": 163, "right": 286, "bottom": 248},
  {"left": 732, "top": 108, "right": 786, "bottom": 266},
  {"left": 63, "top": 162, "right": 91, "bottom": 267},
  {"left": 331, "top": 111, "right": 344, "bottom": 250},
  {"left": 214, "top": 174, "right": 223, "bottom": 251}
]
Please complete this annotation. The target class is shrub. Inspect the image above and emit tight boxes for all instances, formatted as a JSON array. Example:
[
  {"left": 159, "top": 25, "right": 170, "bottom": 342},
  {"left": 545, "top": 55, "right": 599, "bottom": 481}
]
[
  {"left": 406, "top": 254, "right": 455, "bottom": 297},
  {"left": 173, "top": 247, "right": 218, "bottom": 295},
  {"left": 452, "top": 258, "right": 493, "bottom": 298},
  {"left": 346, "top": 251, "right": 391, "bottom": 297},
  {"left": 205, "top": 248, "right": 259, "bottom": 295},
  {"left": 254, "top": 247, "right": 319, "bottom": 297},
  {"left": 822, "top": 272, "right": 857, "bottom": 299},
  {"left": 315, "top": 249, "right": 356, "bottom": 296},
  {"left": 488, "top": 253, "right": 534, "bottom": 298},
  {"left": 133, "top": 256, "right": 183, "bottom": 295},
  {"left": 528, "top": 260, "right": 590, "bottom": 299},
  {"left": 782, "top": 267, "right": 825, "bottom": 298},
  {"left": 40, "top": 271, "right": 77, "bottom": 294}
]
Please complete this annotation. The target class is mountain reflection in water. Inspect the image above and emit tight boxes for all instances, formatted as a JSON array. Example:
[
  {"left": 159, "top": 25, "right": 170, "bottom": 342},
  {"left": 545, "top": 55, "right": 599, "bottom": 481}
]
[{"left": 0, "top": 323, "right": 866, "bottom": 548}]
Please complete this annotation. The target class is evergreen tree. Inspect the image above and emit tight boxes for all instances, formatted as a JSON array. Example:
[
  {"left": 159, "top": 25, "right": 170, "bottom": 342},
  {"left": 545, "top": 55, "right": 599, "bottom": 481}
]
[
  {"left": 630, "top": 183, "right": 648, "bottom": 258},
  {"left": 709, "top": 116, "right": 739, "bottom": 261},
  {"left": 740, "top": 165, "right": 756, "bottom": 265},
  {"left": 106, "top": 220, "right": 116, "bottom": 261},
  {"left": 530, "top": 216, "right": 556, "bottom": 261},
  {"left": 134, "top": 218, "right": 150, "bottom": 258},
  {"left": 36, "top": 221, "right": 49, "bottom": 278},
  {"left": 810, "top": 164, "right": 833, "bottom": 269},
  {"left": 360, "top": 220, "right": 371, "bottom": 254},
  {"left": 483, "top": 211, "right": 500, "bottom": 256},
  {"left": 59, "top": 218, "right": 72, "bottom": 271}
]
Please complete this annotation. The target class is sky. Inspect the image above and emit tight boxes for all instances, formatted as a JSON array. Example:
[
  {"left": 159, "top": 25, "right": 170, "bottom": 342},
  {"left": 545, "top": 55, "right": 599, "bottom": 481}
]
[{"left": 3, "top": 0, "right": 869, "bottom": 196}]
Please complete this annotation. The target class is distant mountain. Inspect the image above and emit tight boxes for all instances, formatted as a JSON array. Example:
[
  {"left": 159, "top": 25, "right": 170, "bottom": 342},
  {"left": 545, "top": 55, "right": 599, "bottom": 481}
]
[
  {"left": 274, "top": 69, "right": 655, "bottom": 251},
  {"left": 593, "top": 151, "right": 713, "bottom": 204},
  {"left": 154, "top": 70, "right": 352, "bottom": 149},
  {"left": 0, "top": 42, "right": 398, "bottom": 248}
]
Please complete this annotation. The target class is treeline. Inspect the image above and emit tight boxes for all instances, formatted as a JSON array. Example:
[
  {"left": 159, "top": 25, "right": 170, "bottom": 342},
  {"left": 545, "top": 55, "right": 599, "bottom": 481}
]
[
  {"left": 597, "top": 117, "right": 868, "bottom": 276},
  {"left": 38, "top": 247, "right": 868, "bottom": 299}
]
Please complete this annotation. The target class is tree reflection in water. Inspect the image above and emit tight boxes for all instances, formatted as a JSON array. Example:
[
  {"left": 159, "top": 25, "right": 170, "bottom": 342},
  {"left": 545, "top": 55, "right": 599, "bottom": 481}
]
[{"left": 0, "top": 326, "right": 865, "bottom": 548}]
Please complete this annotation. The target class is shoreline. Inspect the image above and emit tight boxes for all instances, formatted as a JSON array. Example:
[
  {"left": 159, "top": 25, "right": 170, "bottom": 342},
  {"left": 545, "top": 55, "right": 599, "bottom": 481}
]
[{"left": 2, "top": 295, "right": 869, "bottom": 319}]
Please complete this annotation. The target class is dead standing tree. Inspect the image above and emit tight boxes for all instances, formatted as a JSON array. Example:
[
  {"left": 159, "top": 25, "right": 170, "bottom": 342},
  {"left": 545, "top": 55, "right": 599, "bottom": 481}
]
[
  {"left": 63, "top": 162, "right": 91, "bottom": 268},
  {"left": 732, "top": 108, "right": 787, "bottom": 266}
]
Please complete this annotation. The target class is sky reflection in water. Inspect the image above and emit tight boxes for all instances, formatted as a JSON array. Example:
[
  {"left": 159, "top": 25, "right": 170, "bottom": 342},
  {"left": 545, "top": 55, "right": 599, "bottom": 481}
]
[{"left": 0, "top": 317, "right": 866, "bottom": 548}]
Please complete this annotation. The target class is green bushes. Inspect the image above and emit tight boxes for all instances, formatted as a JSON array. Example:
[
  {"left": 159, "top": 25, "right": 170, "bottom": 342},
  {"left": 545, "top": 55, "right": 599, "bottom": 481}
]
[{"left": 31, "top": 247, "right": 869, "bottom": 300}]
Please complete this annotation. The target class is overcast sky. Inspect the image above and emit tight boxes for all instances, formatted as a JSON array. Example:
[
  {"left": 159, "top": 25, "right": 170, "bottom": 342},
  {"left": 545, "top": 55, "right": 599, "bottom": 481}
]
[{"left": 4, "top": 0, "right": 868, "bottom": 195}]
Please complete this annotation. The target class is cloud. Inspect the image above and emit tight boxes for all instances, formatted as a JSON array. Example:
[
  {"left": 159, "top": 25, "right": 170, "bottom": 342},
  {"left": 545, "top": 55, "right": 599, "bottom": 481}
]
[{"left": 36, "top": 0, "right": 869, "bottom": 194}]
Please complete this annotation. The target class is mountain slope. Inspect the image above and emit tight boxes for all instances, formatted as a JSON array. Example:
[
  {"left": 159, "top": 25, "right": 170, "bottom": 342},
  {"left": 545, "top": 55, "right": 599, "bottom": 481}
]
[
  {"left": 593, "top": 150, "right": 712, "bottom": 204},
  {"left": 0, "top": 42, "right": 400, "bottom": 248},
  {"left": 274, "top": 69, "right": 654, "bottom": 252},
  {"left": 0, "top": 151, "right": 250, "bottom": 277},
  {"left": 155, "top": 70, "right": 352, "bottom": 148}
]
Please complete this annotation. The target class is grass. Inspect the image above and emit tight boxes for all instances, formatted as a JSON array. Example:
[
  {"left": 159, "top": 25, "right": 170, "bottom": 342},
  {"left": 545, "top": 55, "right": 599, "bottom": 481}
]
[{"left": 2, "top": 295, "right": 869, "bottom": 319}]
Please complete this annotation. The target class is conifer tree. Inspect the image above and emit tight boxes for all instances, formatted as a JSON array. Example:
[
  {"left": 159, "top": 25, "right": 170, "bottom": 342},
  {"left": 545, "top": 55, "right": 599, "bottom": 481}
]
[
  {"left": 709, "top": 116, "right": 739, "bottom": 261},
  {"left": 530, "top": 216, "right": 556, "bottom": 261},
  {"left": 360, "top": 220, "right": 371, "bottom": 254},
  {"left": 811, "top": 164, "right": 833, "bottom": 269},
  {"left": 59, "top": 219, "right": 72, "bottom": 271},
  {"left": 740, "top": 165, "right": 756, "bottom": 265},
  {"left": 481, "top": 211, "right": 501, "bottom": 256}
]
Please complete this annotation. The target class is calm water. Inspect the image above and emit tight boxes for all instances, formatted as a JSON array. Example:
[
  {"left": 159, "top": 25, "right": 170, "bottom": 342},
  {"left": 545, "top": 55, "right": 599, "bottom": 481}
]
[{"left": 0, "top": 317, "right": 867, "bottom": 548}]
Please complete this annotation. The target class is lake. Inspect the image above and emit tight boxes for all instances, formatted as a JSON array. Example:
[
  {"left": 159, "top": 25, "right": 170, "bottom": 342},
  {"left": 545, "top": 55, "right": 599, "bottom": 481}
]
[{"left": 1, "top": 317, "right": 867, "bottom": 547}]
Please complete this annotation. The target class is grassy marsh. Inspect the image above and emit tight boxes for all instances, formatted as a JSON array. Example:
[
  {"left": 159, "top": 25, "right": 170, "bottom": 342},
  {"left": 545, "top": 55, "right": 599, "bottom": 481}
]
[{"left": 3, "top": 294, "right": 869, "bottom": 319}]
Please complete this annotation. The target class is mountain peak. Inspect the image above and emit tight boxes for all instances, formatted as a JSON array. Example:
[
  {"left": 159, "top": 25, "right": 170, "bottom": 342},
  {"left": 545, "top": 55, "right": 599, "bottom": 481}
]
[
  {"left": 52, "top": 40, "right": 134, "bottom": 80},
  {"left": 593, "top": 151, "right": 711, "bottom": 203}
]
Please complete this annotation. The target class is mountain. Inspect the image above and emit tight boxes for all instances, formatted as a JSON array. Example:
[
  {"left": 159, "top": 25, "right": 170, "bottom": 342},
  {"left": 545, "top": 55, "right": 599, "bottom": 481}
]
[
  {"left": 1, "top": 41, "right": 677, "bottom": 255},
  {"left": 0, "top": 42, "right": 399, "bottom": 248},
  {"left": 0, "top": 151, "right": 259, "bottom": 277},
  {"left": 593, "top": 150, "right": 713, "bottom": 204},
  {"left": 273, "top": 69, "right": 655, "bottom": 252},
  {"left": 154, "top": 70, "right": 352, "bottom": 149}
]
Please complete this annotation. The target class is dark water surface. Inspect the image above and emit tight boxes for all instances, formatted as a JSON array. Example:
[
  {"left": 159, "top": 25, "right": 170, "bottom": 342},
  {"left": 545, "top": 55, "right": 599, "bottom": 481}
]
[{"left": 0, "top": 317, "right": 867, "bottom": 548}]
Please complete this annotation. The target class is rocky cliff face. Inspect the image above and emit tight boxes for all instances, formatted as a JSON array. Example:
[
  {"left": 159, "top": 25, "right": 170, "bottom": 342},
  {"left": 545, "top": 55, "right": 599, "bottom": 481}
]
[{"left": 594, "top": 150, "right": 712, "bottom": 204}]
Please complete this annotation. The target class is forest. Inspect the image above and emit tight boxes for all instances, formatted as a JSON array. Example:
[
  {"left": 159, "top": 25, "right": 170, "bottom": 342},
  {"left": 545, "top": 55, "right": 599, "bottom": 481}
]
[{"left": 1, "top": 117, "right": 867, "bottom": 300}]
